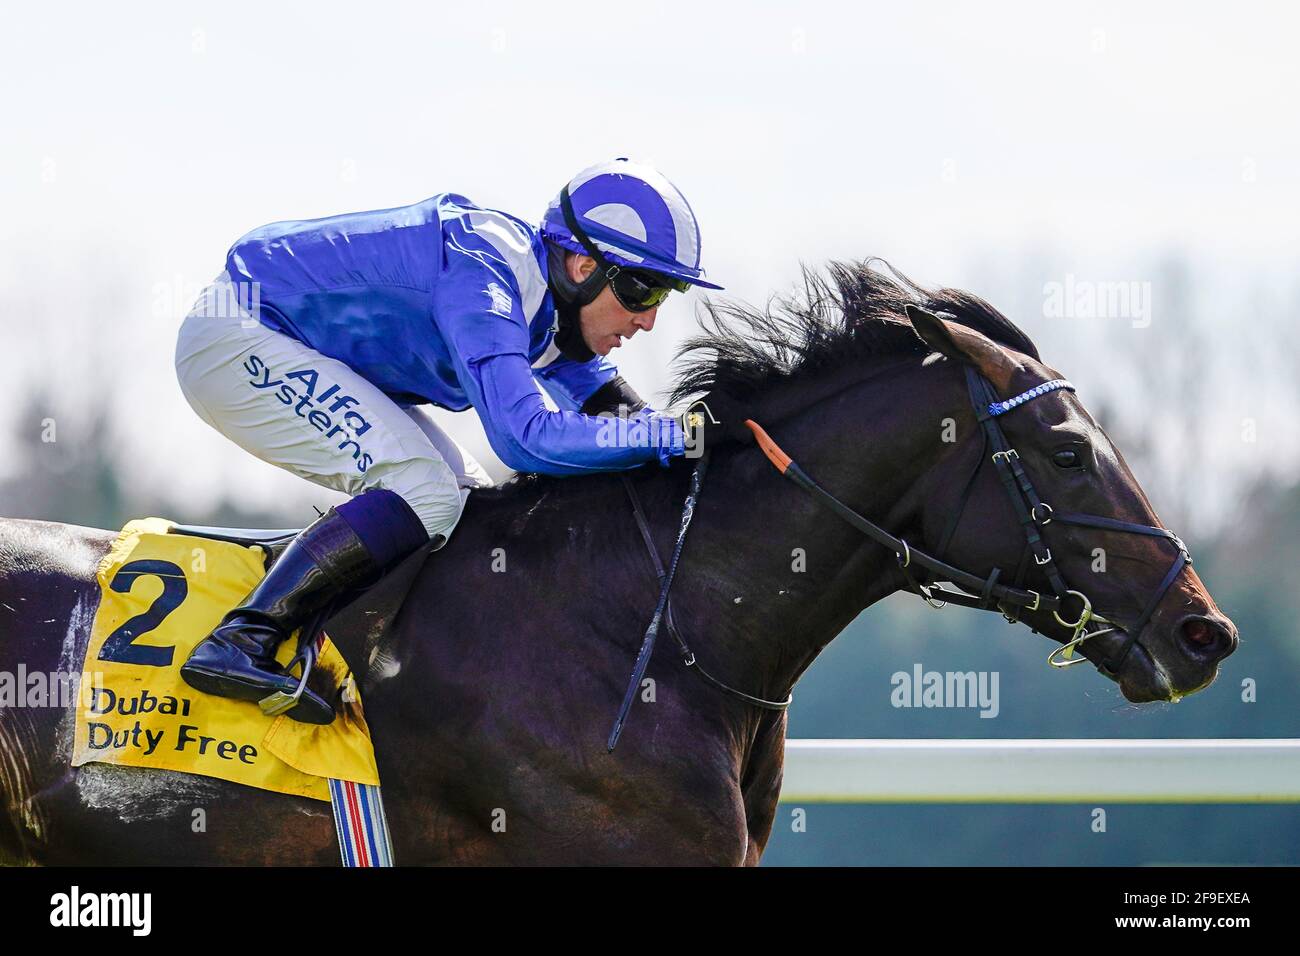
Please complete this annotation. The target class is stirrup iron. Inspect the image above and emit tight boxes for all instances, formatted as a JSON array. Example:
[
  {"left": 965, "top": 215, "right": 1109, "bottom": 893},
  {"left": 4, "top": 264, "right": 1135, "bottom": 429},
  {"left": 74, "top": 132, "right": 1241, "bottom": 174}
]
[{"left": 259, "top": 633, "right": 319, "bottom": 717}]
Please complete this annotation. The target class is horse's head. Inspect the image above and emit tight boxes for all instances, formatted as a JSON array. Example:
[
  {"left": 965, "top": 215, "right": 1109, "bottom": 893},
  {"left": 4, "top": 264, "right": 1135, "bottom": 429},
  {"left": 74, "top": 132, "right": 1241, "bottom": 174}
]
[{"left": 906, "top": 305, "right": 1237, "bottom": 703}]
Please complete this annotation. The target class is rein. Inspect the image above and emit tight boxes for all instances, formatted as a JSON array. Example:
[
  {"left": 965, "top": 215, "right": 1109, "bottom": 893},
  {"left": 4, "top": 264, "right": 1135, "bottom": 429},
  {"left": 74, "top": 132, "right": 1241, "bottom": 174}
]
[
  {"left": 610, "top": 456, "right": 791, "bottom": 752},
  {"left": 608, "top": 364, "right": 1192, "bottom": 747}
]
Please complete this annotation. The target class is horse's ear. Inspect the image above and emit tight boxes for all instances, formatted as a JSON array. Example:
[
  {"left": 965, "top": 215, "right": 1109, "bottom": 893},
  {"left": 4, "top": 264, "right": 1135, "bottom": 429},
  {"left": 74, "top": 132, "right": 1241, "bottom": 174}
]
[
  {"left": 905, "top": 304, "right": 1017, "bottom": 391},
  {"left": 906, "top": 305, "right": 967, "bottom": 363}
]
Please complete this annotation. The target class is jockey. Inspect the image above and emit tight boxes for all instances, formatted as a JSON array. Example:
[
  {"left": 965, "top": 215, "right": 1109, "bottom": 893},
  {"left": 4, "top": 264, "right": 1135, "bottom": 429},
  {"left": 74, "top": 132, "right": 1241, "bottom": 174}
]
[{"left": 174, "top": 158, "right": 724, "bottom": 724}]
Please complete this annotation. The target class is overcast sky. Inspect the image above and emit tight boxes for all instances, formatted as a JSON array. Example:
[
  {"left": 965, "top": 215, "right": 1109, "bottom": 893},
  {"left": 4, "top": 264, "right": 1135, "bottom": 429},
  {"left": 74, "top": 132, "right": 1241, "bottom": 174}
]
[{"left": 2, "top": 1, "right": 1296, "bottom": 528}]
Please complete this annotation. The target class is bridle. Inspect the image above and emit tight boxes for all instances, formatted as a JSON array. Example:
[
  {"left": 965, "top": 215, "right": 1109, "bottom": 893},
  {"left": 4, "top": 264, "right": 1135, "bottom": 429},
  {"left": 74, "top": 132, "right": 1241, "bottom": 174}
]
[
  {"left": 927, "top": 365, "right": 1192, "bottom": 676},
  {"left": 748, "top": 366, "right": 1191, "bottom": 678},
  {"left": 608, "top": 362, "right": 1192, "bottom": 750}
]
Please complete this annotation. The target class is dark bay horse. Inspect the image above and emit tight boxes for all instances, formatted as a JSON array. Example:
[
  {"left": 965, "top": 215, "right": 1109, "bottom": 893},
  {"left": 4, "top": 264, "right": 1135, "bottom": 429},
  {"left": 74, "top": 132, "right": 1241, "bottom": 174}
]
[{"left": 0, "top": 263, "right": 1237, "bottom": 865}]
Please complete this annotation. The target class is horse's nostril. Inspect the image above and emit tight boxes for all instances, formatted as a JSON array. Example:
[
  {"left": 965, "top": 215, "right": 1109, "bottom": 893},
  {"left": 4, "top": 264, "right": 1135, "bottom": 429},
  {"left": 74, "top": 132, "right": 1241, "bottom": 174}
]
[
  {"left": 1178, "top": 615, "right": 1236, "bottom": 661},
  {"left": 1182, "top": 619, "right": 1216, "bottom": 647}
]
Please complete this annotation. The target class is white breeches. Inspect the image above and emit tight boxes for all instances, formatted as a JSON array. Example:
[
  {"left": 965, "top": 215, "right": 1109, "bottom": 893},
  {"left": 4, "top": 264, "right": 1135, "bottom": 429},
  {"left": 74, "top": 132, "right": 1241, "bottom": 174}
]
[{"left": 174, "top": 272, "right": 493, "bottom": 542}]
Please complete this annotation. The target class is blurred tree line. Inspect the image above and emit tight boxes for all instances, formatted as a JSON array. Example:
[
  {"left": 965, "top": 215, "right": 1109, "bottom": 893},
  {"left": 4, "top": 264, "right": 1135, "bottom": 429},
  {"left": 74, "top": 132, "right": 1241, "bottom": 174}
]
[{"left": 0, "top": 389, "right": 296, "bottom": 530}]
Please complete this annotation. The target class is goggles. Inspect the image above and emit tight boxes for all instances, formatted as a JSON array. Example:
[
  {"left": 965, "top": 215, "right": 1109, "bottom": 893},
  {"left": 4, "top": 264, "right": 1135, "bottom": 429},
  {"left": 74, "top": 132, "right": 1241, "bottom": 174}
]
[{"left": 607, "top": 266, "right": 690, "bottom": 312}]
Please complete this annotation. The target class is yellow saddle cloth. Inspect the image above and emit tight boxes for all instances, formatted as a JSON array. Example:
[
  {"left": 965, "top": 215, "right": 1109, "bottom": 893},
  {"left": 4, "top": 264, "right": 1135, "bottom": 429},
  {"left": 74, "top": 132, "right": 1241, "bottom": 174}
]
[{"left": 72, "top": 518, "right": 379, "bottom": 801}]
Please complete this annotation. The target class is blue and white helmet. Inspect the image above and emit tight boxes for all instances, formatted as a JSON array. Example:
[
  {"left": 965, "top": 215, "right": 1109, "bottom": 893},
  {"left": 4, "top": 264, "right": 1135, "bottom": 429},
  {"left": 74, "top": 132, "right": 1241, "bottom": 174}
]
[{"left": 541, "top": 158, "right": 723, "bottom": 290}]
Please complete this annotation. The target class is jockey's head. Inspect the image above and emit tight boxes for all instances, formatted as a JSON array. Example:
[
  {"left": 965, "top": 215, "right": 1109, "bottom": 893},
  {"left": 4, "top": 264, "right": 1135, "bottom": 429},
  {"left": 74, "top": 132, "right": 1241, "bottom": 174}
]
[{"left": 541, "top": 158, "right": 722, "bottom": 360}]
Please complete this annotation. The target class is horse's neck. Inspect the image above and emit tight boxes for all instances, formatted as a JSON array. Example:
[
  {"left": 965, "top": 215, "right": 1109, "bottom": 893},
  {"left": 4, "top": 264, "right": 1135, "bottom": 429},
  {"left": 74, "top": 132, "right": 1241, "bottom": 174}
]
[
  {"left": 668, "top": 357, "right": 965, "bottom": 700},
  {"left": 359, "top": 357, "right": 966, "bottom": 732}
]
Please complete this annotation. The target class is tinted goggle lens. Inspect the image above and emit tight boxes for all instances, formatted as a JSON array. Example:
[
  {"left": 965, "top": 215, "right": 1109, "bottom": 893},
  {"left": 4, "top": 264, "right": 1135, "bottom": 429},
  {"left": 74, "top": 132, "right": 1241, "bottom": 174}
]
[{"left": 609, "top": 269, "right": 690, "bottom": 311}]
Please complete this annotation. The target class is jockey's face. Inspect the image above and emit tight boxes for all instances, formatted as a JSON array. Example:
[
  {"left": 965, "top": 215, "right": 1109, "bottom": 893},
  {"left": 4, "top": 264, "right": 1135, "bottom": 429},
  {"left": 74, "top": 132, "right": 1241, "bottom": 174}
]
[{"left": 566, "top": 253, "right": 661, "bottom": 357}]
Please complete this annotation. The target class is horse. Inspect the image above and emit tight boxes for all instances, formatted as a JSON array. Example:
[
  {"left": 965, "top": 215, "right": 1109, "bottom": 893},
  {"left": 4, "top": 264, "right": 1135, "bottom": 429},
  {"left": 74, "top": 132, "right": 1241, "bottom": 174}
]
[{"left": 0, "top": 262, "right": 1237, "bottom": 865}]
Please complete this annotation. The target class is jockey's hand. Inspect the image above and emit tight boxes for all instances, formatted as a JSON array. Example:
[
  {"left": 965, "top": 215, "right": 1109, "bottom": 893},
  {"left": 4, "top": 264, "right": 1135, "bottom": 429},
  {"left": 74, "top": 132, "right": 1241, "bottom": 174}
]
[{"left": 681, "top": 391, "right": 755, "bottom": 450}]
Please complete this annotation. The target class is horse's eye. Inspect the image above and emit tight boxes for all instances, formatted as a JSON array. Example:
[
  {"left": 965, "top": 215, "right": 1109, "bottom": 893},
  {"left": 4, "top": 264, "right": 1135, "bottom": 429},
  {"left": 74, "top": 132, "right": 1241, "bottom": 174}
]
[{"left": 1052, "top": 449, "right": 1083, "bottom": 469}]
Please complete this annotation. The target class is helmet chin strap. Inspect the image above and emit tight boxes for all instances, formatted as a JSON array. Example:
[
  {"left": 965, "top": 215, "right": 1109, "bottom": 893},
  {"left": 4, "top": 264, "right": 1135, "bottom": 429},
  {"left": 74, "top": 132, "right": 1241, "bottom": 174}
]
[{"left": 545, "top": 238, "right": 600, "bottom": 363}]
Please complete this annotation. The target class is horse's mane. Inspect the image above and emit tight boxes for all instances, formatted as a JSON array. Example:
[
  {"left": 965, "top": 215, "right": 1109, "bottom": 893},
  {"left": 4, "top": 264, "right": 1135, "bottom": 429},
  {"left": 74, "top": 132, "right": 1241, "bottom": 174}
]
[
  {"left": 668, "top": 259, "right": 1038, "bottom": 404},
  {"left": 470, "top": 260, "right": 1038, "bottom": 511}
]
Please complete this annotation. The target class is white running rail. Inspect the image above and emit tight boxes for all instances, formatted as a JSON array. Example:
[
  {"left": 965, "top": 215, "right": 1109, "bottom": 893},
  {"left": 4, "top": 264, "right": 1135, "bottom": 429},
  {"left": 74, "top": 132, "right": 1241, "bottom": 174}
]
[{"left": 780, "top": 739, "right": 1300, "bottom": 803}]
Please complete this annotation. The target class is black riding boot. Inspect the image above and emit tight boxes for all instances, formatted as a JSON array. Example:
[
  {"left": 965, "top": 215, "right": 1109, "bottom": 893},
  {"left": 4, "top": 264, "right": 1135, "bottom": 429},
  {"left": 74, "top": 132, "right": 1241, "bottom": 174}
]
[{"left": 179, "top": 507, "right": 380, "bottom": 725}]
